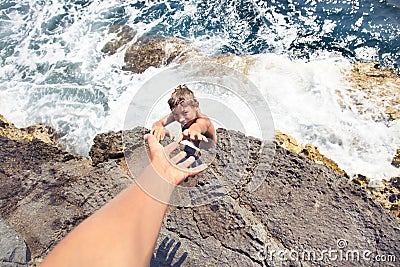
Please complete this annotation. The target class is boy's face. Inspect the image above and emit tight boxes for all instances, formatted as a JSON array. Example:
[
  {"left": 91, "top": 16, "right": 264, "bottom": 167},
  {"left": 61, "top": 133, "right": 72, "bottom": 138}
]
[{"left": 172, "top": 103, "right": 198, "bottom": 127}]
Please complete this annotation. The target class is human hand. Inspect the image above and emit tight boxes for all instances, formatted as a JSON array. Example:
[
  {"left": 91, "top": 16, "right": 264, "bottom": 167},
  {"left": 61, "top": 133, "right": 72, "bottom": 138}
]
[
  {"left": 144, "top": 134, "right": 206, "bottom": 185},
  {"left": 150, "top": 125, "right": 174, "bottom": 141},
  {"left": 176, "top": 129, "right": 208, "bottom": 143}
]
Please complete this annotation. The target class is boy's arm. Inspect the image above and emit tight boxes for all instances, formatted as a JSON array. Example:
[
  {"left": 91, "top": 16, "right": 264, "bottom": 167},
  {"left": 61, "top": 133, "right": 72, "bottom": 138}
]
[
  {"left": 153, "top": 113, "right": 175, "bottom": 127},
  {"left": 177, "top": 117, "right": 210, "bottom": 143},
  {"left": 151, "top": 113, "right": 175, "bottom": 141}
]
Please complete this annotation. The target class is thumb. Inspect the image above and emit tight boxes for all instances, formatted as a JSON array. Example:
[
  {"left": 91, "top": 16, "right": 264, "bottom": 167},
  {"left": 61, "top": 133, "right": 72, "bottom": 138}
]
[
  {"left": 177, "top": 133, "right": 183, "bottom": 143},
  {"left": 186, "top": 163, "right": 208, "bottom": 177},
  {"left": 144, "top": 134, "right": 160, "bottom": 153}
]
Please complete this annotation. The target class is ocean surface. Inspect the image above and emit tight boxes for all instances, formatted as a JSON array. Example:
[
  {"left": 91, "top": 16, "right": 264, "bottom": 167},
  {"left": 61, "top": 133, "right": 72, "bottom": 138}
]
[{"left": 0, "top": 0, "right": 399, "bottom": 182}]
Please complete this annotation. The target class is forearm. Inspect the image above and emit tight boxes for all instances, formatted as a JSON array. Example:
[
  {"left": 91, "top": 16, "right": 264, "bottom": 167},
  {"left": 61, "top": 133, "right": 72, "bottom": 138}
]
[
  {"left": 153, "top": 113, "right": 174, "bottom": 128},
  {"left": 40, "top": 165, "right": 175, "bottom": 267},
  {"left": 188, "top": 122, "right": 204, "bottom": 134},
  {"left": 39, "top": 134, "right": 203, "bottom": 267},
  {"left": 152, "top": 120, "right": 164, "bottom": 127}
]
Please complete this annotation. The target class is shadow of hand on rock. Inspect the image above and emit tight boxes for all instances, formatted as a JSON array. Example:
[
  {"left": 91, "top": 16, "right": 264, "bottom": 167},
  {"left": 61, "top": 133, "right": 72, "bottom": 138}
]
[{"left": 150, "top": 237, "right": 188, "bottom": 267}]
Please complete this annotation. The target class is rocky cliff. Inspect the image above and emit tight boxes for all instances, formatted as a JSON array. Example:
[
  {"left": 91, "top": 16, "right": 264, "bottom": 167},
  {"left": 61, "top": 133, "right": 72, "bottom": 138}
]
[
  {"left": 1, "top": 29, "right": 399, "bottom": 266},
  {"left": 1, "top": 115, "right": 399, "bottom": 266},
  {"left": 103, "top": 28, "right": 400, "bottom": 223}
]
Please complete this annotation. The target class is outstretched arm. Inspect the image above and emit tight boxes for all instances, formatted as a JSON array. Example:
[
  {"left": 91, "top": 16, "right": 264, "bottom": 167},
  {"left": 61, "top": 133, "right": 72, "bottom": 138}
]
[
  {"left": 177, "top": 117, "right": 210, "bottom": 143},
  {"left": 40, "top": 134, "right": 206, "bottom": 267}
]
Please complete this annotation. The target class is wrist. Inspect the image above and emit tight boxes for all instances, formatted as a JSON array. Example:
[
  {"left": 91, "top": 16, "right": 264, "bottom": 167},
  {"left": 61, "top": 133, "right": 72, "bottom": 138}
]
[
  {"left": 135, "top": 164, "right": 176, "bottom": 204},
  {"left": 153, "top": 121, "right": 163, "bottom": 128}
]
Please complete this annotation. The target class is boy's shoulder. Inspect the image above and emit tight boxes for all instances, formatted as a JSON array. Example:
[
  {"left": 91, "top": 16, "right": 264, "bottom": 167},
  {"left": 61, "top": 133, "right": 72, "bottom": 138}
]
[
  {"left": 196, "top": 114, "right": 212, "bottom": 124},
  {"left": 197, "top": 112, "right": 210, "bottom": 120}
]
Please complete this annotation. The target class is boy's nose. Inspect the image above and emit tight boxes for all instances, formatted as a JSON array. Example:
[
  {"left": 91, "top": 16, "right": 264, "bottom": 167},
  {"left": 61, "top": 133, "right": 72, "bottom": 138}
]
[{"left": 178, "top": 117, "right": 186, "bottom": 124}]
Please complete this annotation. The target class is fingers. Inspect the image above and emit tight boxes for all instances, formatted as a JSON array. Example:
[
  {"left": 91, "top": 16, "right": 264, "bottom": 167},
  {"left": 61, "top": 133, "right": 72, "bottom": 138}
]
[
  {"left": 144, "top": 133, "right": 158, "bottom": 147},
  {"left": 151, "top": 127, "right": 177, "bottom": 141},
  {"left": 165, "top": 130, "right": 175, "bottom": 141},
  {"left": 178, "top": 156, "right": 195, "bottom": 168},
  {"left": 176, "top": 133, "right": 184, "bottom": 143},
  {"left": 144, "top": 134, "right": 162, "bottom": 158},
  {"left": 145, "top": 134, "right": 208, "bottom": 179},
  {"left": 177, "top": 130, "right": 208, "bottom": 143},
  {"left": 150, "top": 126, "right": 164, "bottom": 141},
  {"left": 150, "top": 129, "right": 158, "bottom": 141},
  {"left": 186, "top": 163, "right": 208, "bottom": 176},
  {"left": 178, "top": 129, "right": 190, "bottom": 143},
  {"left": 156, "top": 129, "right": 163, "bottom": 141},
  {"left": 170, "top": 151, "right": 187, "bottom": 164},
  {"left": 188, "top": 133, "right": 207, "bottom": 142},
  {"left": 164, "top": 141, "right": 179, "bottom": 156},
  {"left": 196, "top": 133, "right": 208, "bottom": 142}
]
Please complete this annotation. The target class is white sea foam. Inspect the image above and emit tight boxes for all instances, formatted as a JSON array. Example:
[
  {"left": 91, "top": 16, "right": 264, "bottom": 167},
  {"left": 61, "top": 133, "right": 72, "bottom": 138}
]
[
  {"left": 247, "top": 53, "right": 400, "bottom": 182},
  {"left": 0, "top": 0, "right": 399, "bottom": 182}
]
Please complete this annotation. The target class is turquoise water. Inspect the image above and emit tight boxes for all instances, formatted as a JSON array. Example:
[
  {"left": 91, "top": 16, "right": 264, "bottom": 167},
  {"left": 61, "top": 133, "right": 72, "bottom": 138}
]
[{"left": 0, "top": 0, "right": 399, "bottom": 181}]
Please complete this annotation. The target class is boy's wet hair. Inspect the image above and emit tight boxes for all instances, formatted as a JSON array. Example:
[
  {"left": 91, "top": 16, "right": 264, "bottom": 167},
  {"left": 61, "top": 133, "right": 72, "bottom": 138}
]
[{"left": 168, "top": 84, "right": 198, "bottom": 110}]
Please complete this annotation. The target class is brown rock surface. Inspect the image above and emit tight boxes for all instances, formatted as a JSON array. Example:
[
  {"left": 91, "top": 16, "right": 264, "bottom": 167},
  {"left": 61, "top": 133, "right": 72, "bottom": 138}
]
[
  {"left": 98, "top": 25, "right": 262, "bottom": 75},
  {"left": 355, "top": 176, "right": 400, "bottom": 221},
  {"left": 392, "top": 149, "right": 400, "bottom": 168},
  {"left": 91, "top": 128, "right": 400, "bottom": 266},
  {"left": 156, "top": 132, "right": 400, "bottom": 266},
  {"left": 274, "top": 130, "right": 400, "bottom": 222},
  {"left": 342, "top": 62, "right": 400, "bottom": 122},
  {"left": 0, "top": 118, "right": 132, "bottom": 265},
  {"left": 123, "top": 37, "right": 199, "bottom": 73},
  {"left": 1, "top": 118, "right": 400, "bottom": 266},
  {"left": 275, "top": 130, "right": 347, "bottom": 177},
  {"left": 101, "top": 25, "right": 136, "bottom": 55},
  {"left": 0, "top": 114, "right": 59, "bottom": 146}
]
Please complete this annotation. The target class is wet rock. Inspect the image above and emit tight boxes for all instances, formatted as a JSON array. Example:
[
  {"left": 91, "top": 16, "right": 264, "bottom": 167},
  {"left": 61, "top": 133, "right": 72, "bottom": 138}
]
[
  {"left": 105, "top": 34, "right": 400, "bottom": 125},
  {"left": 0, "top": 114, "right": 59, "bottom": 146},
  {"left": 392, "top": 149, "right": 400, "bottom": 168},
  {"left": 200, "top": 54, "right": 258, "bottom": 76},
  {"left": 391, "top": 176, "right": 400, "bottom": 189},
  {"left": 275, "top": 130, "right": 347, "bottom": 177},
  {"left": 366, "top": 177, "right": 400, "bottom": 220},
  {"left": 351, "top": 174, "right": 370, "bottom": 187},
  {"left": 101, "top": 25, "right": 136, "bottom": 55},
  {"left": 342, "top": 62, "right": 400, "bottom": 123},
  {"left": 123, "top": 37, "right": 199, "bottom": 73}
]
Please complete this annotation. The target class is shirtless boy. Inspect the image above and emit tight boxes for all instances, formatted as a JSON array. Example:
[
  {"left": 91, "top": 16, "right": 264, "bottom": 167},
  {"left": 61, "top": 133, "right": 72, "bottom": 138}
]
[{"left": 150, "top": 84, "right": 217, "bottom": 148}]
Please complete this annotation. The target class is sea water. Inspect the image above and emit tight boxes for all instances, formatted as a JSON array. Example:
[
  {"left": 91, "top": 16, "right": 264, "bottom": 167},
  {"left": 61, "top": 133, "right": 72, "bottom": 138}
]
[{"left": 0, "top": 0, "right": 399, "bottom": 182}]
